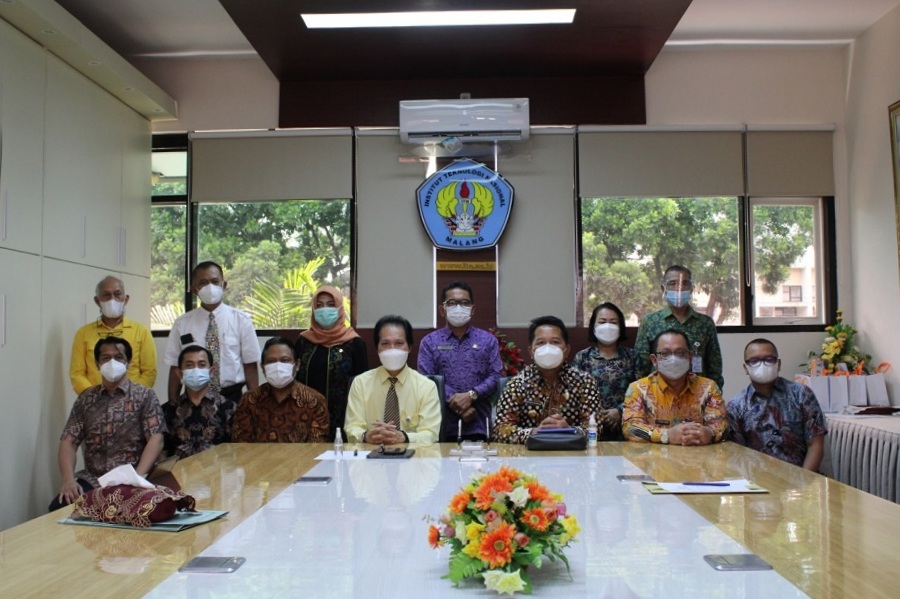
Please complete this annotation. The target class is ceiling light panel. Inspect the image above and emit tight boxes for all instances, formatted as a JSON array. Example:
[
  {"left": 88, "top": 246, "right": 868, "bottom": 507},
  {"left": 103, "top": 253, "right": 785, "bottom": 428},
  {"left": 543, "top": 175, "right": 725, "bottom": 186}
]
[{"left": 301, "top": 9, "right": 576, "bottom": 29}]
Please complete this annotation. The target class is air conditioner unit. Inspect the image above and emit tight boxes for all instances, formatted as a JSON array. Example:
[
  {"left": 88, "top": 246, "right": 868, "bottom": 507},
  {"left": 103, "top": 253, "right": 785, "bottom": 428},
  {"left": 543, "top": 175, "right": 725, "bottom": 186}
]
[{"left": 399, "top": 98, "right": 530, "bottom": 144}]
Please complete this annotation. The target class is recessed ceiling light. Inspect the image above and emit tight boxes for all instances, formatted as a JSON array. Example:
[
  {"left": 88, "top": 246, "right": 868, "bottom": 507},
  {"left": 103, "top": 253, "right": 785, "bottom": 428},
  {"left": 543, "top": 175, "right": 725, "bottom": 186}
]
[
  {"left": 42, "top": 29, "right": 56, "bottom": 35},
  {"left": 301, "top": 9, "right": 576, "bottom": 29},
  {"left": 123, "top": 87, "right": 134, "bottom": 93},
  {"left": 87, "top": 60, "right": 102, "bottom": 67}
]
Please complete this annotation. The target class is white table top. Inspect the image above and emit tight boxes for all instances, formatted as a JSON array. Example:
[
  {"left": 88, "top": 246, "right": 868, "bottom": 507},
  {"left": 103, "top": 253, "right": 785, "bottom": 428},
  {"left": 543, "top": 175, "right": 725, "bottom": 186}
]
[{"left": 146, "top": 455, "right": 806, "bottom": 598}]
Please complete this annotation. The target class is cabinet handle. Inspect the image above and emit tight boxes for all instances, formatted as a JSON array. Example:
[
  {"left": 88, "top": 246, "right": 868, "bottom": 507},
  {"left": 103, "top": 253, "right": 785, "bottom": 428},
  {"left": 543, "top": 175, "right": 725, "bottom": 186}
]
[
  {"left": 0, "top": 294, "right": 6, "bottom": 347},
  {"left": 1, "top": 189, "right": 7, "bottom": 242},
  {"left": 81, "top": 215, "right": 87, "bottom": 258}
]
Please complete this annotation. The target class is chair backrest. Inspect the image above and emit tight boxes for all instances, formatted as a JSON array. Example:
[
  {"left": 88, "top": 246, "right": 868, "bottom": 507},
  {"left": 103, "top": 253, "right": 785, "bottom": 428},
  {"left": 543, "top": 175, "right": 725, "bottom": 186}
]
[
  {"left": 491, "top": 376, "right": 511, "bottom": 425},
  {"left": 424, "top": 373, "right": 446, "bottom": 404}
]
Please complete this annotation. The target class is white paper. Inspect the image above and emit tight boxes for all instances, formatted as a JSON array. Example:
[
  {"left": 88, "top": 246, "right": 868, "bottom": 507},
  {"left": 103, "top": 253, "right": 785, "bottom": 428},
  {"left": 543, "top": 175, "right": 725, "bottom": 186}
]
[
  {"left": 866, "top": 373, "right": 891, "bottom": 407},
  {"left": 656, "top": 479, "right": 766, "bottom": 494},
  {"left": 98, "top": 464, "right": 154, "bottom": 489},
  {"left": 829, "top": 376, "right": 849, "bottom": 413},
  {"left": 315, "top": 450, "right": 370, "bottom": 460},
  {"left": 848, "top": 375, "right": 868, "bottom": 407}
]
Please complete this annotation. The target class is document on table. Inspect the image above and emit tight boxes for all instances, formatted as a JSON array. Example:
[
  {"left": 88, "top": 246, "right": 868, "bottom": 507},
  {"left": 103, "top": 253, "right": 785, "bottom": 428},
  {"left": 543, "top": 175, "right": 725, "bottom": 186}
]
[
  {"left": 644, "top": 479, "right": 768, "bottom": 494},
  {"left": 315, "top": 450, "right": 370, "bottom": 460}
]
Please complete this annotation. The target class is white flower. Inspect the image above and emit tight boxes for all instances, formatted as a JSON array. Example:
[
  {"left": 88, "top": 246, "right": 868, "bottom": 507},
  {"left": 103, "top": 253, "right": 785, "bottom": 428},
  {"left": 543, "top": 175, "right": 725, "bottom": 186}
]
[
  {"left": 454, "top": 520, "right": 467, "bottom": 542},
  {"left": 482, "top": 569, "right": 526, "bottom": 596},
  {"left": 508, "top": 485, "right": 530, "bottom": 508}
]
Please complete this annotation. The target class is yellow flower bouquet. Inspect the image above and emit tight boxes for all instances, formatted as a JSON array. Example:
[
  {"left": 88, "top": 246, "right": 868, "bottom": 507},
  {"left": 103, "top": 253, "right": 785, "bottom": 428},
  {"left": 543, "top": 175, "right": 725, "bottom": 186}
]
[
  {"left": 426, "top": 465, "right": 580, "bottom": 596},
  {"left": 807, "top": 309, "right": 872, "bottom": 375}
]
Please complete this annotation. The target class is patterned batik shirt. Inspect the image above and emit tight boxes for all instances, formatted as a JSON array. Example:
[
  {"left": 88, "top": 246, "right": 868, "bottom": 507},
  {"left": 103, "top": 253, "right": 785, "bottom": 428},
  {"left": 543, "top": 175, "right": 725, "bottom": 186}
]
[
  {"left": 163, "top": 389, "right": 235, "bottom": 458},
  {"left": 232, "top": 381, "right": 330, "bottom": 443},
  {"left": 61, "top": 380, "right": 167, "bottom": 488},
  {"left": 633, "top": 305, "right": 724, "bottom": 390},
  {"left": 572, "top": 345, "right": 640, "bottom": 440},
  {"left": 727, "top": 377, "right": 827, "bottom": 467},
  {"left": 494, "top": 363, "right": 604, "bottom": 444},
  {"left": 622, "top": 372, "right": 728, "bottom": 444}
]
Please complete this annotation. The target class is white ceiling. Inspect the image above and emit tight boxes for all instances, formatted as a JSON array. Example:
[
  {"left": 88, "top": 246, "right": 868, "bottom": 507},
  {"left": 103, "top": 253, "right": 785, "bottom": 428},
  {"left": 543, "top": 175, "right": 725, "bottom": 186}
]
[{"left": 55, "top": 0, "right": 900, "bottom": 61}]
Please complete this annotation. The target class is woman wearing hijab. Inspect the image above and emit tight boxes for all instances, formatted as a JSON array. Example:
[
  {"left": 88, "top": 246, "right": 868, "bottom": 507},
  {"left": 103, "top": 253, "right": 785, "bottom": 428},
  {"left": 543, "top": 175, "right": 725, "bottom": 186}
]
[{"left": 294, "top": 286, "right": 368, "bottom": 441}]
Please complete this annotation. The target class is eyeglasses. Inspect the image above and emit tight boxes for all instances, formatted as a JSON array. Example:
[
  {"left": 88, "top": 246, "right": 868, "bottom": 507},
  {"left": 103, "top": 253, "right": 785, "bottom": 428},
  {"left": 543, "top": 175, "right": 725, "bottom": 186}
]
[
  {"left": 745, "top": 356, "right": 779, "bottom": 367},
  {"left": 443, "top": 300, "right": 473, "bottom": 308},
  {"left": 655, "top": 349, "right": 690, "bottom": 359},
  {"left": 663, "top": 279, "right": 693, "bottom": 290}
]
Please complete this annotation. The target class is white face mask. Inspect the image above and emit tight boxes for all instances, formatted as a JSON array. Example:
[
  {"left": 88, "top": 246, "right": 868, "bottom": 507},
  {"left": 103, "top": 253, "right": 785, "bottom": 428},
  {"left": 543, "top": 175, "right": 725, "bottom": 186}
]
[
  {"left": 533, "top": 344, "right": 565, "bottom": 370},
  {"left": 197, "top": 283, "right": 224, "bottom": 305},
  {"left": 747, "top": 362, "right": 779, "bottom": 385},
  {"left": 99, "top": 360, "right": 128, "bottom": 383},
  {"left": 593, "top": 323, "right": 619, "bottom": 345},
  {"left": 264, "top": 362, "right": 296, "bottom": 389},
  {"left": 99, "top": 299, "right": 125, "bottom": 319},
  {"left": 445, "top": 305, "right": 472, "bottom": 328},
  {"left": 655, "top": 355, "right": 691, "bottom": 380},
  {"left": 378, "top": 348, "right": 409, "bottom": 372}
]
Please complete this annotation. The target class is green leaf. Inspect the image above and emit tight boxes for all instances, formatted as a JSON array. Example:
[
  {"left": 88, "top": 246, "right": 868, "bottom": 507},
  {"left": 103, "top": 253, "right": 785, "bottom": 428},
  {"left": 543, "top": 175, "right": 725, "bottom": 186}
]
[{"left": 446, "top": 552, "right": 485, "bottom": 585}]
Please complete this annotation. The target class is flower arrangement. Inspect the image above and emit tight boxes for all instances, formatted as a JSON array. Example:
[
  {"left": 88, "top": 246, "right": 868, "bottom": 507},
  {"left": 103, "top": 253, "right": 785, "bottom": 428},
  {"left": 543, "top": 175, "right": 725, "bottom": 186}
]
[
  {"left": 807, "top": 309, "right": 872, "bottom": 375},
  {"left": 489, "top": 328, "right": 526, "bottom": 376},
  {"left": 426, "top": 465, "right": 580, "bottom": 596}
]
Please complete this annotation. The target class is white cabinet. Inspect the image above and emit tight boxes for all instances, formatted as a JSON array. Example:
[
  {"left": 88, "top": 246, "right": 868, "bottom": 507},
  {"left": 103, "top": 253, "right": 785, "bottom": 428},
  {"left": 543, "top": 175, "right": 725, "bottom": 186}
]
[
  {"left": 119, "top": 107, "right": 152, "bottom": 277},
  {"left": 0, "top": 249, "right": 42, "bottom": 530},
  {"left": 0, "top": 20, "right": 45, "bottom": 255}
]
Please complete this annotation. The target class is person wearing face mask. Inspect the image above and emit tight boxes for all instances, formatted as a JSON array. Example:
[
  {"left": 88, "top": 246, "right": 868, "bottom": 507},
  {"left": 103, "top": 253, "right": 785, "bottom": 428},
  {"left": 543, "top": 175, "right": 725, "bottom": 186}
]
[
  {"left": 417, "top": 281, "right": 502, "bottom": 442},
  {"left": 633, "top": 265, "right": 724, "bottom": 390},
  {"left": 164, "top": 261, "right": 261, "bottom": 409},
  {"left": 231, "top": 337, "right": 329, "bottom": 443},
  {"left": 69, "top": 276, "right": 157, "bottom": 394},
  {"left": 162, "top": 345, "right": 235, "bottom": 458},
  {"left": 572, "top": 302, "right": 639, "bottom": 440},
  {"left": 727, "top": 339, "right": 827, "bottom": 470},
  {"left": 623, "top": 330, "right": 727, "bottom": 446},
  {"left": 294, "top": 286, "right": 368, "bottom": 442},
  {"left": 494, "top": 316, "right": 603, "bottom": 444},
  {"left": 345, "top": 315, "right": 441, "bottom": 445},
  {"left": 51, "top": 337, "right": 166, "bottom": 511}
]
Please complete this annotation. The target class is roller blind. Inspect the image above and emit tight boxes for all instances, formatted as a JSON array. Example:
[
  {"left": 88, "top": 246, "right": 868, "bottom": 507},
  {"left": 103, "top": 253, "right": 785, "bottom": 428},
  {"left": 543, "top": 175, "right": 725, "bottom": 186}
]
[
  {"left": 190, "top": 130, "right": 353, "bottom": 202},
  {"left": 746, "top": 130, "right": 834, "bottom": 196},
  {"left": 578, "top": 128, "right": 744, "bottom": 197}
]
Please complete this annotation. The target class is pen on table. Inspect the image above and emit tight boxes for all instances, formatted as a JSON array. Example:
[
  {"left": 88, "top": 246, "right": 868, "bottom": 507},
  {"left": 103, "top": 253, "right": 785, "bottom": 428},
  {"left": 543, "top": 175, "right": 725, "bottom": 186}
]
[
  {"left": 485, "top": 417, "right": 491, "bottom": 447},
  {"left": 683, "top": 482, "right": 730, "bottom": 487},
  {"left": 457, "top": 419, "right": 462, "bottom": 447}
]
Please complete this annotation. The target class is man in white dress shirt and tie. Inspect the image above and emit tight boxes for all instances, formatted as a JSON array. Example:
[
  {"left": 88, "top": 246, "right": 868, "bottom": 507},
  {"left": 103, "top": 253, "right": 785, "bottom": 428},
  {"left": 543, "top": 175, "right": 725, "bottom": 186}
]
[{"left": 164, "top": 261, "right": 260, "bottom": 409}]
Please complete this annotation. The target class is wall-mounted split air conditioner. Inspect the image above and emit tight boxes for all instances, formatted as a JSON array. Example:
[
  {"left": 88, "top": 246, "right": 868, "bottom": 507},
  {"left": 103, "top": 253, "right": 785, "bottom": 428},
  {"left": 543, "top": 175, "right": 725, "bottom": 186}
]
[{"left": 399, "top": 98, "right": 530, "bottom": 144}]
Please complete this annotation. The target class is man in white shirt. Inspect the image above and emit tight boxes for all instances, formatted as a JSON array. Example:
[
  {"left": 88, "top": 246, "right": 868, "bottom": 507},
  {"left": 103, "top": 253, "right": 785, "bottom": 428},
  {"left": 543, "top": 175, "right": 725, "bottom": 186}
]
[{"left": 164, "top": 261, "right": 260, "bottom": 408}]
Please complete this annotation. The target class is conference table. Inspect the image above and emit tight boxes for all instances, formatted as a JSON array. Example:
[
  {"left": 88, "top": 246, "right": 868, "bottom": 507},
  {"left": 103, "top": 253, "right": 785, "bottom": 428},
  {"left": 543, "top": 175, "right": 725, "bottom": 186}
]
[{"left": 2, "top": 441, "right": 898, "bottom": 598}]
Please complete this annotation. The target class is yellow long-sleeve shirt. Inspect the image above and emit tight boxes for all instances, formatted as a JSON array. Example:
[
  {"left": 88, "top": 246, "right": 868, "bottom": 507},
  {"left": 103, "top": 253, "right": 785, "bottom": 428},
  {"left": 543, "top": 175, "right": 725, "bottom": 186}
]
[{"left": 69, "top": 316, "right": 157, "bottom": 394}]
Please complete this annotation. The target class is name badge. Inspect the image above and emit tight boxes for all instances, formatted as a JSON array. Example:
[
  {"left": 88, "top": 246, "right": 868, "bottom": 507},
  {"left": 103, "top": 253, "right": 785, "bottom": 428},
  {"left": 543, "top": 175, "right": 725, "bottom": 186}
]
[{"left": 436, "top": 344, "right": 454, "bottom": 351}]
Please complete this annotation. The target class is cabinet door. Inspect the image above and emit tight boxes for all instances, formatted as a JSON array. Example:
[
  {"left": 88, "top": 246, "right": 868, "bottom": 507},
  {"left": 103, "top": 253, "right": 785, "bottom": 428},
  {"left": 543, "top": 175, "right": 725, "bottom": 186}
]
[
  {"left": 119, "top": 105, "right": 152, "bottom": 277},
  {"left": 0, "top": 21, "right": 45, "bottom": 255},
  {"left": 0, "top": 249, "right": 42, "bottom": 529},
  {"left": 43, "top": 56, "right": 121, "bottom": 269}
]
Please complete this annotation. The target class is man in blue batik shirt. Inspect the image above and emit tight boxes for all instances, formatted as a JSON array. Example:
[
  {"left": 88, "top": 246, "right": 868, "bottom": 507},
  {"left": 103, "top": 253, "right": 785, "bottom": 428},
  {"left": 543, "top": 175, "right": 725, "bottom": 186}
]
[
  {"left": 727, "top": 338, "right": 827, "bottom": 470},
  {"left": 418, "top": 281, "right": 502, "bottom": 441}
]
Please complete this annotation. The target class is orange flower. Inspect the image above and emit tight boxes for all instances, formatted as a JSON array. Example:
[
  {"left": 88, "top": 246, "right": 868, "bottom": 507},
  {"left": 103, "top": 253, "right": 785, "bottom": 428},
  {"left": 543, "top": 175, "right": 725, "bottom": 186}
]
[
  {"left": 474, "top": 473, "right": 513, "bottom": 510},
  {"left": 496, "top": 465, "right": 522, "bottom": 484},
  {"left": 520, "top": 508, "right": 550, "bottom": 531},
  {"left": 526, "top": 480, "right": 551, "bottom": 502},
  {"left": 479, "top": 522, "right": 516, "bottom": 568},
  {"left": 449, "top": 490, "right": 471, "bottom": 514},
  {"left": 428, "top": 524, "right": 442, "bottom": 549}
]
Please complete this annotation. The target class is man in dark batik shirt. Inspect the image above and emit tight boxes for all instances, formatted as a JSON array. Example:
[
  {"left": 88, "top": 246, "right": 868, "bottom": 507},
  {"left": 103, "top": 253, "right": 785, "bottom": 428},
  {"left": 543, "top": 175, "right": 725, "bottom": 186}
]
[
  {"left": 163, "top": 345, "right": 235, "bottom": 459},
  {"left": 52, "top": 337, "right": 165, "bottom": 511},
  {"left": 728, "top": 338, "right": 827, "bottom": 470}
]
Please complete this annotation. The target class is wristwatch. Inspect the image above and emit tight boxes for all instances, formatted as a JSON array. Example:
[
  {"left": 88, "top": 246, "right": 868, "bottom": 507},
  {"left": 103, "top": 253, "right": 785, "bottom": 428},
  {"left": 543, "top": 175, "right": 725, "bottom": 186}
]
[
  {"left": 468, "top": 390, "right": 478, "bottom": 400},
  {"left": 660, "top": 429, "right": 669, "bottom": 444}
]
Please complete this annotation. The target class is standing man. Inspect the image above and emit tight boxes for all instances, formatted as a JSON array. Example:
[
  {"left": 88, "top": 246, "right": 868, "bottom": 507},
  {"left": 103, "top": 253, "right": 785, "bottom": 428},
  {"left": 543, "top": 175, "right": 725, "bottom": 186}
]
[
  {"left": 494, "top": 315, "right": 603, "bottom": 444},
  {"left": 418, "top": 281, "right": 502, "bottom": 441},
  {"left": 345, "top": 315, "right": 441, "bottom": 445},
  {"left": 53, "top": 337, "right": 166, "bottom": 511},
  {"left": 232, "top": 337, "right": 330, "bottom": 443},
  {"left": 633, "top": 265, "right": 724, "bottom": 390},
  {"left": 69, "top": 275, "right": 156, "bottom": 394},
  {"left": 163, "top": 345, "right": 235, "bottom": 458},
  {"left": 623, "top": 329, "right": 728, "bottom": 445},
  {"left": 164, "top": 261, "right": 260, "bottom": 409},
  {"left": 728, "top": 339, "right": 827, "bottom": 470}
]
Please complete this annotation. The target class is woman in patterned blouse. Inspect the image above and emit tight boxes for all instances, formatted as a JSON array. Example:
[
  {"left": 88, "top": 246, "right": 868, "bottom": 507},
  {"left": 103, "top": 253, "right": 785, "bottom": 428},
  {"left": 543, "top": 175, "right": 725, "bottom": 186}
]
[
  {"left": 572, "top": 302, "right": 639, "bottom": 439},
  {"left": 494, "top": 315, "right": 603, "bottom": 444}
]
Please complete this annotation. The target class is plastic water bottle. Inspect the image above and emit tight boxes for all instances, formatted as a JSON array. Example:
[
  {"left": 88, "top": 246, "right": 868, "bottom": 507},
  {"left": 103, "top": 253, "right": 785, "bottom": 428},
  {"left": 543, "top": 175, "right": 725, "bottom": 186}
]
[
  {"left": 334, "top": 427, "right": 344, "bottom": 460},
  {"left": 587, "top": 413, "right": 598, "bottom": 448}
]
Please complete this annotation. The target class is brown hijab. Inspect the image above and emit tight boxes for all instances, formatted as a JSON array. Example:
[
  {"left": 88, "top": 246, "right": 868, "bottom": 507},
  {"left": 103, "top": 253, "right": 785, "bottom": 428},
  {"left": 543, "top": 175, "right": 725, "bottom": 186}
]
[{"left": 299, "top": 286, "right": 360, "bottom": 347}]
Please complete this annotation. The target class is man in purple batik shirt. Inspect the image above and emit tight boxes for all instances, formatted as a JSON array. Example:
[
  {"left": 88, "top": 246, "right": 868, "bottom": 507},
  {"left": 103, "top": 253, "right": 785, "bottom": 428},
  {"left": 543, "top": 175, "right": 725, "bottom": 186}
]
[{"left": 418, "top": 281, "right": 502, "bottom": 441}]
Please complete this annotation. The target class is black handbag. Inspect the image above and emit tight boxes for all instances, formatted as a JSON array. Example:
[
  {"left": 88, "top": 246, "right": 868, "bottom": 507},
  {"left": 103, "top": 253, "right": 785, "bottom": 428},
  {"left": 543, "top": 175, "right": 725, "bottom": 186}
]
[{"left": 525, "top": 427, "right": 587, "bottom": 451}]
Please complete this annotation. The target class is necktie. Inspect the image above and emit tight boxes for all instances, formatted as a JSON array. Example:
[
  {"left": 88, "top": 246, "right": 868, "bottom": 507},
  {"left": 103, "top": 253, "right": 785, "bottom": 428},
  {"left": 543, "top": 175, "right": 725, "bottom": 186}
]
[
  {"left": 206, "top": 311, "right": 221, "bottom": 392},
  {"left": 384, "top": 377, "right": 399, "bottom": 425}
]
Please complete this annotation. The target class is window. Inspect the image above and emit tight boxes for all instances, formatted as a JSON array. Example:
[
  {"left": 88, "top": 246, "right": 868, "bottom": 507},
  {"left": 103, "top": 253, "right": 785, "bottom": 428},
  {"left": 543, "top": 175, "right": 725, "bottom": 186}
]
[
  {"left": 151, "top": 135, "right": 188, "bottom": 331},
  {"left": 196, "top": 200, "right": 351, "bottom": 329},
  {"left": 580, "top": 196, "right": 831, "bottom": 327},
  {"left": 783, "top": 285, "right": 803, "bottom": 302}
]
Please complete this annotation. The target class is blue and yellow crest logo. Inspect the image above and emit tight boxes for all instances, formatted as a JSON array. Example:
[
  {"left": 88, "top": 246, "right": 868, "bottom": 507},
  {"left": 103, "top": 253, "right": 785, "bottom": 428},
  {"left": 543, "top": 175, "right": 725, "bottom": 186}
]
[{"left": 416, "top": 158, "right": 514, "bottom": 250}]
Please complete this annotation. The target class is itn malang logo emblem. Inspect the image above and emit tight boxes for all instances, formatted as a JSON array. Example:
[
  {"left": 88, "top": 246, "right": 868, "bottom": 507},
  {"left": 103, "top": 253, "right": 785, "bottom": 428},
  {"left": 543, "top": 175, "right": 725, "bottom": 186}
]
[{"left": 416, "top": 158, "right": 514, "bottom": 250}]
